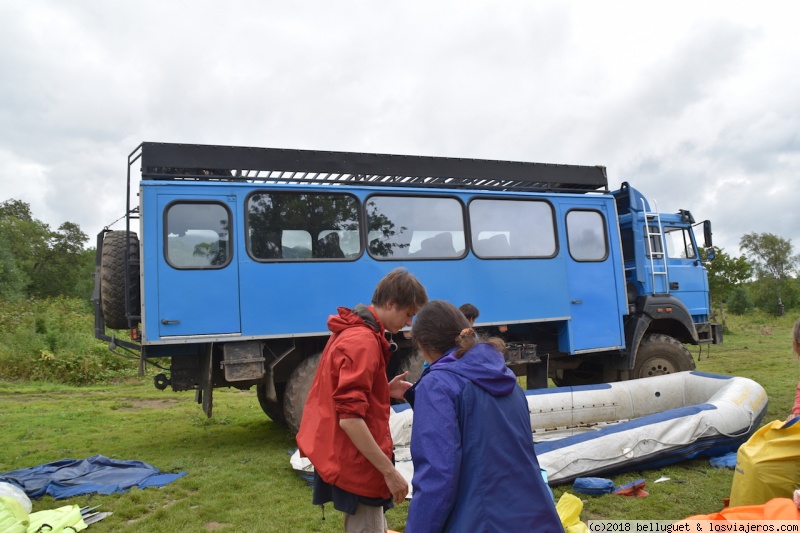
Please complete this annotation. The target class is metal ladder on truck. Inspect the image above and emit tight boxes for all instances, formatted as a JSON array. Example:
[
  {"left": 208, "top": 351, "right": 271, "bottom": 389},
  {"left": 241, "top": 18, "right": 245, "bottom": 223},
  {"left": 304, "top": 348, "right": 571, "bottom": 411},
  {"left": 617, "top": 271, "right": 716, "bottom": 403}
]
[{"left": 641, "top": 198, "right": 669, "bottom": 294}]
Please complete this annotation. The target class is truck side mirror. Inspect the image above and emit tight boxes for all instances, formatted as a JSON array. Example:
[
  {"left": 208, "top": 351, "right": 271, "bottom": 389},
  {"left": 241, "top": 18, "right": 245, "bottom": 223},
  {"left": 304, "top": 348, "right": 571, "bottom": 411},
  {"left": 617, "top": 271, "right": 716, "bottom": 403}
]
[{"left": 703, "top": 220, "right": 713, "bottom": 249}]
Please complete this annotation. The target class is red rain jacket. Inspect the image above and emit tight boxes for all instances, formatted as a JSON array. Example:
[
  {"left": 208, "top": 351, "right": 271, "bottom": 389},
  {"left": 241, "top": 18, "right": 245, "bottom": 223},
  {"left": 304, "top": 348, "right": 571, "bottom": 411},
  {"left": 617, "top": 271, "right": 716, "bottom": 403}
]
[{"left": 296, "top": 305, "right": 393, "bottom": 499}]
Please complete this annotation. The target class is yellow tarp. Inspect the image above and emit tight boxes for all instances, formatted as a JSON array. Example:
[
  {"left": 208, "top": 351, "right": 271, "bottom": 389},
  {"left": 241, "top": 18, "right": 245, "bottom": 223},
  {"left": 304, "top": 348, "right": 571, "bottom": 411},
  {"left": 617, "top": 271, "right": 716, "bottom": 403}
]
[
  {"left": 27, "top": 504, "right": 87, "bottom": 533},
  {"left": 0, "top": 497, "right": 87, "bottom": 533},
  {"left": 0, "top": 496, "right": 29, "bottom": 533}
]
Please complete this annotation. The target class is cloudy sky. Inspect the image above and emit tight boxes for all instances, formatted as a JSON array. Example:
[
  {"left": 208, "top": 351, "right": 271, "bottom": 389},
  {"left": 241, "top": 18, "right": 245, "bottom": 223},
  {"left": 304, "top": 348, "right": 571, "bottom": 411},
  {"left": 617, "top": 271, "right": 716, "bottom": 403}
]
[{"left": 1, "top": 1, "right": 798, "bottom": 256}]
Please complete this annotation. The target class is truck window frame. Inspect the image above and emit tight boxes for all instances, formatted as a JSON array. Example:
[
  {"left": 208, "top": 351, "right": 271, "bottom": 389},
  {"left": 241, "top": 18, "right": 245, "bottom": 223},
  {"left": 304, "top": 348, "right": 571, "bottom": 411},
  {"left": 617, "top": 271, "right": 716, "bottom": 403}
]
[
  {"left": 663, "top": 226, "right": 698, "bottom": 260},
  {"left": 468, "top": 197, "right": 558, "bottom": 259},
  {"left": 566, "top": 208, "right": 609, "bottom": 262},
  {"left": 163, "top": 200, "right": 233, "bottom": 270},
  {"left": 365, "top": 193, "right": 467, "bottom": 261},
  {"left": 245, "top": 190, "right": 362, "bottom": 262}
]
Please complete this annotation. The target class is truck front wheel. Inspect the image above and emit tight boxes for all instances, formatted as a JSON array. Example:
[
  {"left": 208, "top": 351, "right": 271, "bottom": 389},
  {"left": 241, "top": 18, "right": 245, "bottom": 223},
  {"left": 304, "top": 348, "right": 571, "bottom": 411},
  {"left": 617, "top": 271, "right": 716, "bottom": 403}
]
[{"left": 632, "top": 333, "right": 695, "bottom": 378}]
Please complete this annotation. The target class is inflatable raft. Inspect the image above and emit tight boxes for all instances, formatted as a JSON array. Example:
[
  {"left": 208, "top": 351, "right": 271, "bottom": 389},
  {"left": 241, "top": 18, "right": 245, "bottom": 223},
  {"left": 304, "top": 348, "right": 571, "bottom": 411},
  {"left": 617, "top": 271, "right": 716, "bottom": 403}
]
[{"left": 390, "top": 371, "right": 768, "bottom": 486}]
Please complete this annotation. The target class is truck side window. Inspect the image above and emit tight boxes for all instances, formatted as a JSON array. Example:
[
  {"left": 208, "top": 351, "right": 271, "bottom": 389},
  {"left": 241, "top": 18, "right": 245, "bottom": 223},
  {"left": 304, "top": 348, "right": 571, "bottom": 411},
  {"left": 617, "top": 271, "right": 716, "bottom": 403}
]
[
  {"left": 246, "top": 192, "right": 360, "bottom": 261},
  {"left": 664, "top": 227, "right": 697, "bottom": 259},
  {"left": 165, "top": 202, "right": 231, "bottom": 269},
  {"left": 366, "top": 196, "right": 465, "bottom": 260},
  {"left": 645, "top": 225, "right": 664, "bottom": 258},
  {"left": 470, "top": 199, "right": 556, "bottom": 258},
  {"left": 566, "top": 209, "right": 608, "bottom": 261}
]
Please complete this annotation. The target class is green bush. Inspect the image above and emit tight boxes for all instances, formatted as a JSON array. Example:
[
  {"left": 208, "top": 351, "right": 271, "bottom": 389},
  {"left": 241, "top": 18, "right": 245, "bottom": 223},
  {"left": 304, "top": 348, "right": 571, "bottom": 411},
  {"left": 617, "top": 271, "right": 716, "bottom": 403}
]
[
  {"left": 750, "top": 277, "right": 798, "bottom": 316},
  {"left": 0, "top": 297, "right": 138, "bottom": 384},
  {"left": 726, "top": 286, "right": 755, "bottom": 315},
  {"left": 0, "top": 247, "right": 28, "bottom": 301}
]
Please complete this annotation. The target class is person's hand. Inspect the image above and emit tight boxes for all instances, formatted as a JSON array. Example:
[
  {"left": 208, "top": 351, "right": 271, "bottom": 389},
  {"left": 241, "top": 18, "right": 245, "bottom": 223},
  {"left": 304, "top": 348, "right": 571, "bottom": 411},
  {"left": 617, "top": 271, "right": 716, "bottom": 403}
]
[
  {"left": 389, "top": 371, "right": 412, "bottom": 400},
  {"left": 384, "top": 466, "right": 408, "bottom": 504},
  {"left": 788, "top": 413, "right": 800, "bottom": 423}
]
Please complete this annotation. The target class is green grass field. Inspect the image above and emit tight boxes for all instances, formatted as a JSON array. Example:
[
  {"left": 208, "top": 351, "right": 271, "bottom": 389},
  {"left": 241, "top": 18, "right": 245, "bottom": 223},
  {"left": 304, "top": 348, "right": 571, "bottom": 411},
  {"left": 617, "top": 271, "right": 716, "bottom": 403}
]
[{"left": 1, "top": 311, "right": 798, "bottom": 531}]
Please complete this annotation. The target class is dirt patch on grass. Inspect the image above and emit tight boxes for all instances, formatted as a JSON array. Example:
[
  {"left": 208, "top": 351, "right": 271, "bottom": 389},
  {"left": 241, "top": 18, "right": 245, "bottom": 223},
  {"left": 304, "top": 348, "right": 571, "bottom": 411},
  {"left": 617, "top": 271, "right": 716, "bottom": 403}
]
[
  {"left": 120, "top": 398, "right": 180, "bottom": 410},
  {"left": 204, "top": 522, "right": 230, "bottom": 530}
]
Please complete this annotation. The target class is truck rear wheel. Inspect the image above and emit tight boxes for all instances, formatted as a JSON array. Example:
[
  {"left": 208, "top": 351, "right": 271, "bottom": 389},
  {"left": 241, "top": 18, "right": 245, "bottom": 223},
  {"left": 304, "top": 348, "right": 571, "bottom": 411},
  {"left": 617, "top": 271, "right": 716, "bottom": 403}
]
[
  {"left": 257, "top": 382, "right": 286, "bottom": 425},
  {"left": 388, "top": 350, "right": 424, "bottom": 404},
  {"left": 100, "top": 231, "right": 140, "bottom": 330},
  {"left": 283, "top": 352, "right": 321, "bottom": 435},
  {"left": 552, "top": 361, "right": 604, "bottom": 387},
  {"left": 398, "top": 350, "right": 424, "bottom": 384},
  {"left": 632, "top": 333, "right": 695, "bottom": 378}
]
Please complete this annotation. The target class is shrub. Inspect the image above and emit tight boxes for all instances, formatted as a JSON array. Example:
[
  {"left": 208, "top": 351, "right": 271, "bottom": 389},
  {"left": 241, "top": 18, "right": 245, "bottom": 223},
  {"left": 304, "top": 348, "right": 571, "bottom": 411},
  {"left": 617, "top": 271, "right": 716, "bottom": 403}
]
[
  {"left": 0, "top": 297, "right": 138, "bottom": 384},
  {"left": 726, "top": 287, "right": 754, "bottom": 315}
]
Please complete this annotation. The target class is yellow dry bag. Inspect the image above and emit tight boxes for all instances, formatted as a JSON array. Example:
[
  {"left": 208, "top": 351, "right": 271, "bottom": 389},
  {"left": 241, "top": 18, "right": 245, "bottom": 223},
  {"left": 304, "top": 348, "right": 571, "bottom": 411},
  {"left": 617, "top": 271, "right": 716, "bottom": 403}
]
[{"left": 729, "top": 417, "right": 800, "bottom": 507}]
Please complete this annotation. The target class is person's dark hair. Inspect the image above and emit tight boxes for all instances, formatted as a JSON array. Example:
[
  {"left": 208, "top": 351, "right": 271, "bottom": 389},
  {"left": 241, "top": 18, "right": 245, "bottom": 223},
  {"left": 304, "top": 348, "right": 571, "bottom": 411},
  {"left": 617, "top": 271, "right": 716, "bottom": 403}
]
[
  {"left": 413, "top": 300, "right": 504, "bottom": 359},
  {"left": 459, "top": 303, "right": 480, "bottom": 321},
  {"left": 372, "top": 268, "right": 428, "bottom": 311}
]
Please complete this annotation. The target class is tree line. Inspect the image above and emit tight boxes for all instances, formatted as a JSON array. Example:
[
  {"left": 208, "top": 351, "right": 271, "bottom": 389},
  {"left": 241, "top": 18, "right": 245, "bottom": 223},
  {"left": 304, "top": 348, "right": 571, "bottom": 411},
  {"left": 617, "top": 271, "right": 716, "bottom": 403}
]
[
  {"left": 0, "top": 199, "right": 95, "bottom": 301},
  {"left": 704, "top": 232, "right": 800, "bottom": 316},
  {"left": 2, "top": 197, "right": 799, "bottom": 316}
]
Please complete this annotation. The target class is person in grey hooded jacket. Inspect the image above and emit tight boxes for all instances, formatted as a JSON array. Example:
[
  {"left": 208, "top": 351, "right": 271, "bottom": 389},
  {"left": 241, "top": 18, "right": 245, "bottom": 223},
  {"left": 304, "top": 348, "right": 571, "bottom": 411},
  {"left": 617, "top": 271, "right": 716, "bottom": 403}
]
[{"left": 404, "top": 300, "right": 561, "bottom": 533}]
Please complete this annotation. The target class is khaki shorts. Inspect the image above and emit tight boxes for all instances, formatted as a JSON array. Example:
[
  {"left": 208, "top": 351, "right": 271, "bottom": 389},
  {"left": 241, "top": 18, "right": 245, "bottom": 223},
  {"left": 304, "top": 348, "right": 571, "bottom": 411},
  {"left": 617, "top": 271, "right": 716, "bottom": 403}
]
[{"left": 342, "top": 502, "right": 387, "bottom": 533}]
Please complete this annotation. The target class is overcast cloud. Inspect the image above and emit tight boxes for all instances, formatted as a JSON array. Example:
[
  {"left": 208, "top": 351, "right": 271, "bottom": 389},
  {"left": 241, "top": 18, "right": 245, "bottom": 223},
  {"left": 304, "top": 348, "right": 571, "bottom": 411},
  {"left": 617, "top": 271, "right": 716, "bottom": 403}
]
[{"left": 1, "top": 0, "right": 798, "bottom": 256}]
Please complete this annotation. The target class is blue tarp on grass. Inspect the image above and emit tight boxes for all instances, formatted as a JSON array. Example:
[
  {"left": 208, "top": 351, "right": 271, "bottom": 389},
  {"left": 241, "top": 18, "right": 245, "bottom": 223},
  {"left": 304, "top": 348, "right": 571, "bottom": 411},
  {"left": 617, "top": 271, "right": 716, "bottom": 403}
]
[{"left": 0, "top": 455, "right": 187, "bottom": 500}]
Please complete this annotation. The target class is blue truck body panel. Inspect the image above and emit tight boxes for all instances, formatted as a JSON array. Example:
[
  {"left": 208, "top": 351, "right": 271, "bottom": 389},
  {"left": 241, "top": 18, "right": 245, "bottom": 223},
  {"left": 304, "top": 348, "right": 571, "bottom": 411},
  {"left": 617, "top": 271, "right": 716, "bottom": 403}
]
[
  {"left": 93, "top": 142, "right": 719, "bottom": 422},
  {"left": 139, "top": 181, "right": 624, "bottom": 353}
]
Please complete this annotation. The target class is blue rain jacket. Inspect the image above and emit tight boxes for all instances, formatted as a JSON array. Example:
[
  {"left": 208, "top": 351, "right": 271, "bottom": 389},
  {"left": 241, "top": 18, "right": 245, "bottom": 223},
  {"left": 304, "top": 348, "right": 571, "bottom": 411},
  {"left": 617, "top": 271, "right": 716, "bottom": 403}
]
[{"left": 404, "top": 343, "right": 562, "bottom": 533}]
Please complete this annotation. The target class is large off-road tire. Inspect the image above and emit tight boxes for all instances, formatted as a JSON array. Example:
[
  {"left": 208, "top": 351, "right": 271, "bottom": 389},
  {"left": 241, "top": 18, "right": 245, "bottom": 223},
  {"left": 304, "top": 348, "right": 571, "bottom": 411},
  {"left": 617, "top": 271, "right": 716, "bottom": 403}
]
[
  {"left": 388, "top": 350, "right": 424, "bottom": 404},
  {"left": 256, "top": 382, "right": 286, "bottom": 425},
  {"left": 397, "top": 350, "right": 424, "bottom": 384},
  {"left": 632, "top": 333, "right": 695, "bottom": 378},
  {"left": 283, "top": 352, "right": 322, "bottom": 435},
  {"left": 100, "top": 231, "right": 140, "bottom": 330}
]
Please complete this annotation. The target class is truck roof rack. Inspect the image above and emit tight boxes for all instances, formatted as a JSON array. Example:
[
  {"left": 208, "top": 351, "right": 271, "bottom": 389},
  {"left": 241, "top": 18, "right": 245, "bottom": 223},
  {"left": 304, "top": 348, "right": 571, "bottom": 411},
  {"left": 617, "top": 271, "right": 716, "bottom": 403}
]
[{"left": 133, "top": 142, "right": 608, "bottom": 193}]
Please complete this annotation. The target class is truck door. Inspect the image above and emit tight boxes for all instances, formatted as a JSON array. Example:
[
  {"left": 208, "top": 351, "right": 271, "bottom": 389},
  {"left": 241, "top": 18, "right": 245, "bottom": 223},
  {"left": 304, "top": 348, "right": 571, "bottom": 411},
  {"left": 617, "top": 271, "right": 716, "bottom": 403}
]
[
  {"left": 563, "top": 208, "right": 625, "bottom": 352},
  {"left": 663, "top": 226, "right": 709, "bottom": 317},
  {"left": 156, "top": 196, "right": 241, "bottom": 337}
]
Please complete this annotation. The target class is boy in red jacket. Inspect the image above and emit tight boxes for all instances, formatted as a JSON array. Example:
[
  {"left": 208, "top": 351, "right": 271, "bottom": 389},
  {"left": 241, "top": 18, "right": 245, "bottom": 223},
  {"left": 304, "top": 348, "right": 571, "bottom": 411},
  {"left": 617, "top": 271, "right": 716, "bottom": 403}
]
[{"left": 296, "top": 268, "right": 427, "bottom": 532}]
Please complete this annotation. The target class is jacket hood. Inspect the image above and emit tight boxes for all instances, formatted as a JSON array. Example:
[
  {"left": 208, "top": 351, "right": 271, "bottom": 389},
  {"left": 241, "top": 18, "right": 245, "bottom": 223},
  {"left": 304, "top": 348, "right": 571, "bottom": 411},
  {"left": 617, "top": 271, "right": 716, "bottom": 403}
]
[
  {"left": 432, "top": 343, "right": 518, "bottom": 396},
  {"left": 327, "top": 305, "right": 391, "bottom": 357},
  {"left": 328, "top": 304, "right": 381, "bottom": 334}
]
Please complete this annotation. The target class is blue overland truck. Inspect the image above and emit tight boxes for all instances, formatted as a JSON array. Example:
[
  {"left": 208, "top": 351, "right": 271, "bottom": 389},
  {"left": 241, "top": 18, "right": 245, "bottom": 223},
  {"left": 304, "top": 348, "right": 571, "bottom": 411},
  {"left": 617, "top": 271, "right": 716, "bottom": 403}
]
[{"left": 93, "top": 142, "right": 722, "bottom": 433}]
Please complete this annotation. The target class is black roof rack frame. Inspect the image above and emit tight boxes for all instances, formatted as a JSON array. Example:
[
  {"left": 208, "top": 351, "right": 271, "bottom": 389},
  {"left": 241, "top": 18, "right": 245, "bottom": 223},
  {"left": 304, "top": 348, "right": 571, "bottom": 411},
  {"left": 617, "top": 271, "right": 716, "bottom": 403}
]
[{"left": 133, "top": 142, "right": 608, "bottom": 194}]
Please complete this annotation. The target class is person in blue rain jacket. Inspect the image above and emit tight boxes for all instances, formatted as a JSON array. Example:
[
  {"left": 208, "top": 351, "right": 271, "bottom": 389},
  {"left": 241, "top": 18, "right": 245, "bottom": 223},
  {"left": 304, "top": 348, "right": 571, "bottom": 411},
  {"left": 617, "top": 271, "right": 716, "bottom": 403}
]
[{"left": 404, "top": 300, "right": 562, "bottom": 533}]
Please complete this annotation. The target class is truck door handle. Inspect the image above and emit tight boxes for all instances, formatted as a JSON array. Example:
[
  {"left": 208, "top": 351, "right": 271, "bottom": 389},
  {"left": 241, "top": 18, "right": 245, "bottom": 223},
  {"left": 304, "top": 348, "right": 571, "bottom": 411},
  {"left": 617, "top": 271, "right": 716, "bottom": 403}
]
[
  {"left": 571, "top": 300, "right": 583, "bottom": 304},
  {"left": 161, "top": 319, "right": 180, "bottom": 325}
]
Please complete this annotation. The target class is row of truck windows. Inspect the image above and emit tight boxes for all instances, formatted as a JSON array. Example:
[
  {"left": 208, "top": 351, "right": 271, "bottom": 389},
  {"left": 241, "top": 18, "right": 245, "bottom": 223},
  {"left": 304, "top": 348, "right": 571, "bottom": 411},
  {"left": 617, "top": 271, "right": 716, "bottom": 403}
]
[{"left": 163, "top": 193, "right": 610, "bottom": 269}]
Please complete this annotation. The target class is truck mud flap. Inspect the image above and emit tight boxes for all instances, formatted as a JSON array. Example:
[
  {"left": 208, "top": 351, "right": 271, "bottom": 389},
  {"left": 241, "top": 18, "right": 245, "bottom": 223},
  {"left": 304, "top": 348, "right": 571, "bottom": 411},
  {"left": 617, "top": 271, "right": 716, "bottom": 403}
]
[
  {"left": 221, "top": 341, "right": 265, "bottom": 382},
  {"left": 196, "top": 345, "right": 213, "bottom": 417}
]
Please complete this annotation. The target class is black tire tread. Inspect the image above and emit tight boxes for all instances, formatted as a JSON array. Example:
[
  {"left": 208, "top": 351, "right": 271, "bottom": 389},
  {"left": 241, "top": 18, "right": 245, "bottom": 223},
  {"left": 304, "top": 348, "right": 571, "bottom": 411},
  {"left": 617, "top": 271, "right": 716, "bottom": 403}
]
[
  {"left": 100, "top": 231, "right": 140, "bottom": 330},
  {"left": 632, "top": 333, "right": 695, "bottom": 378},
  {"left": 283, "top": 353, "right": 322, "bottom": 435},
  {"left": 256, "top": 382, "right": 286, "bottom": 425}
]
